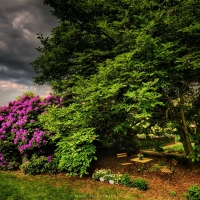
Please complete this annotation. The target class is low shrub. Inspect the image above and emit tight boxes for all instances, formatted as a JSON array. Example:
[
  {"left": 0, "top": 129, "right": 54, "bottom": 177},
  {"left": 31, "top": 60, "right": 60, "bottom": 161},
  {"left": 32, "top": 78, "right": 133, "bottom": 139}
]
[
  {"left": 103, "top": 174, "right": 115, "bottom": 181},
  {"left": 92, "top": 169, "right": 112, "bottom": 181},
  {"left": 185, "top": 184, "right": 200, "bottom": 200},
  {"left": 164, "top": 143, "right": 184, "bottom": 154},
  {"left": 121, "top": 173, "right": 132, "bottom": 187},
  {"left": 113, "top": 172, "right": 123, "bottom": 185},
  {"left": 133, "top": 178, "right": 148, "bottom": 191},
  {"left": 20, "top": 154, "right": 59, "bottom": 175},
  {"left": 169, "top": 190, "right": 176, "bottom": 197},
  {"left": 151, "top": 164, "right": 162, "bottom": 172},
  {"left": 92, "top": 169, "right": 148, "bottom": 190}
]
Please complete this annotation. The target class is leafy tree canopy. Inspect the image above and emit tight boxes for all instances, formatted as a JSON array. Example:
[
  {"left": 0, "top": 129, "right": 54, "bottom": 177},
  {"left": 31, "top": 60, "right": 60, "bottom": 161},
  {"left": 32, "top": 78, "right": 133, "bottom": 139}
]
[{"left": 32, "top": 0, "right": 200, "bottom": 169}]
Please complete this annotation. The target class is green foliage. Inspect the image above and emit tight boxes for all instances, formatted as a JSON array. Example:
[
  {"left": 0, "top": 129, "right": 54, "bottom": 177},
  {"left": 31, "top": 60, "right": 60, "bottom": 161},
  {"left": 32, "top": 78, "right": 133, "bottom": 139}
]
[
  {"left": 56, "top": 134, "right": 97, "bottom": 177},
  {"left": 121, "top": 173, "right": 132, "bottom": 187},
  {"left": 16, "top": 91, "right": 35, "bottom": 100},
  {"left": 70, "top": 52, "right": 161, "bottom": 152},
  {"left": 188, "top": 134, "right": 200, "bottom": 162},
  {"left": 32, "top": 0, "right": 200, "bottom": 168},
  {"left": 164, "top": 143, "right": 184, "bottom": 154},
  {"left": 121, "top": 173, "right": 148, "bottom": 190},
  {"left": 20, "top": 154, "right": 58, "bottom": 175},
  {"left": 39, "top": 105, "right": 98, "bottom": 177},
  {"left": 155, "top": 145, "right": 165, "bottom": 153},
  {"left": 0, "top": 141, "right": 20, "bottom": 170},
  {"left": 103, "top": 174, "right": 115, "bottom": 182},
  {"left": 175, "top": 135, "right": 181, "bottom": 143},
  {"left": 138, "top": 136, "right": 170, "bottom": 151},
  {"left": 92, "top": 169, "right": 148, "bottom": 190},
  {"left": 151, "top": 164, "right": 162, "bottom": 172},
  {"left": 92, "top": 169, "right": 123, "bottom": 185},
  {"left": 169, "top": 190, "right": 177, "bottom": 197},
  {"left": 133, "top": 178, "right": 148, "bottom": 191},
  {"left": 112, "top": 173, "right": 123, "bottom": 185},
  {"left": 92, "top": 169, "right": 112, "bottom": 181},
  {"left": 185, "top": 184, "right": 200, "bottom": 200}
]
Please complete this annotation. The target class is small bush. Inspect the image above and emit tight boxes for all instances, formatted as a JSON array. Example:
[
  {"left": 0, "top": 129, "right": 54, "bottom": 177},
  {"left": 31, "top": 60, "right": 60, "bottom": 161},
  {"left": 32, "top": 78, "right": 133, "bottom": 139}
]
[
  {"left": 133, "top": 178, "right": 148, "bottom": 191},
  {"left": 92, "top": 170, "right": 149, "bottom": 190},
  {"left": 151, "top": 164, "right": 161, "bottom": 172},
  {"left": 121, "top": 173, "right": 132, "bottom": 187},
  {"left": 103, "top": 174, "right": 115, "bottom": 182},
  {"left": 92, "top": 169, "right": 112, "bottom": 180},
  {"left": 164, "top": 143, "right": 184, "bottom": 154},
  {"left": 113, "top": 173, "right": 123, "bottom": 185},
  {"left": 169, "top": 190, "right": 176, "bottom": 197},
  {"left": 185, "top": 184, "right": 200, "bottom": 200},
  {"left": 175, "top": 135, "right": 181, "bottom": 142},
  {"left": 20, "top": 154, "right": 58, "bottom": 175}
]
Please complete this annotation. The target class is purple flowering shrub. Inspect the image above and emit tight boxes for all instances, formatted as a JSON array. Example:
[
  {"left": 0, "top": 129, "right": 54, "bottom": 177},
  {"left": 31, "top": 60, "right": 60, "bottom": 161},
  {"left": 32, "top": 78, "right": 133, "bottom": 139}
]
[
  {"left": 0, "top": 94, "right": 62, "bottom": 174},
  {"left": 20, "top": 154, "right": 58, "bottom": 175}
]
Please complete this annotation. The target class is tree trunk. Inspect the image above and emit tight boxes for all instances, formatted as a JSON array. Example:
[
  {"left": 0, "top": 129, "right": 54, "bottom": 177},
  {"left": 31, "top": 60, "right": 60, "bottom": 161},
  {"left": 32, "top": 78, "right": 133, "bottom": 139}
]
[
  {"left": 179, "top": 94, "right": 193, "bottom": 155},
  {"left": 169, "top": 95, "right": 200, "bottom": 170},
  {"left": 178, "top": 94, "right": 200, "bottom": 170}
]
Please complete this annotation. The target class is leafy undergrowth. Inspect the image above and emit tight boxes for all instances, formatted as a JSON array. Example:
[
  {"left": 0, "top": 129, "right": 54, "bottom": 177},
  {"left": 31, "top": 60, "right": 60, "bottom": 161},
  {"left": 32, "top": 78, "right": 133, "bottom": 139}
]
[
  {"left": 163, "top": 142, "right": 185, "bottom": 154},
  {"left": 1, "top": 153, "right": 200, "bottom": 200}
]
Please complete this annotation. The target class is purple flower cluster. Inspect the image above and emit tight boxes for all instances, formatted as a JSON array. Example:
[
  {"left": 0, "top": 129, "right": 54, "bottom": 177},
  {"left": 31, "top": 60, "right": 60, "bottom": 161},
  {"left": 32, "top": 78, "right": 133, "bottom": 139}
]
[
  {"left": 0, "top": 94, "right": 63, "bottom": 171},
  {"left": 47, "top": 155, "right": 53, "bottom": 162},
  {"left": 0, "top": 152, "right": 10, "bottom": 169}
]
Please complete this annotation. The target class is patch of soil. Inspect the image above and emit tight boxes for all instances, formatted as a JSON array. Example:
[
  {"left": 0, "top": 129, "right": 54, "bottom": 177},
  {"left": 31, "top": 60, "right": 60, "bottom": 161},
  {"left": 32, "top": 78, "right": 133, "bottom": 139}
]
[{"left": 88, "top": 152, "right": 200, "bottom": 200}]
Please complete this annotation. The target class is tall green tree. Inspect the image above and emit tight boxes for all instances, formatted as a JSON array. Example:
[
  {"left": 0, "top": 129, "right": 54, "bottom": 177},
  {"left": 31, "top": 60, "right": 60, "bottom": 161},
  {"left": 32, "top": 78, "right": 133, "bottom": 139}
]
[
  {"left": 31, "top": 0, "right": 118, "bottom": 88},
  {"left": 33, "top": 0, "right": 200, "bottom": 170}
]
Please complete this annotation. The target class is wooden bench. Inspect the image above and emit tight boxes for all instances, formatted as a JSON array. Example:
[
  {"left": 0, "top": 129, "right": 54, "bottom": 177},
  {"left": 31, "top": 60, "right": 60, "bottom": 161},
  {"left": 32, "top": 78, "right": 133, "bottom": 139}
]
[
  {"left": 117, "top": 153, "right": 133, "bottom": 166},
  {"left": 160, "top": 159, "right": 177, "bottom": 180},
  {"left": 117, "top": 153, "right": 128, "bottom": 158}
]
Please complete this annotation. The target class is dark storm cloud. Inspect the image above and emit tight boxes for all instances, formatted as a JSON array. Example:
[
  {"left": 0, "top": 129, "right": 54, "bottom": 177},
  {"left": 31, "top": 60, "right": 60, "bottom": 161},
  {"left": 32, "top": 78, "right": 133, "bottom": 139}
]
[
  {"left": 0, "top": 0, "right": 58, "bottom": 83},
  {"left": 0, "top": 0, "right": 58, "bottom": 106}
]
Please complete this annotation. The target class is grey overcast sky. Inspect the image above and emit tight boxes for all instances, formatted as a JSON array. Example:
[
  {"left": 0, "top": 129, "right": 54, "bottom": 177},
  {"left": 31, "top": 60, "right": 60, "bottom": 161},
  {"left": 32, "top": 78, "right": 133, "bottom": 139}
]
[{"left": 0, "top": 0, "right": 58, "bottom": 106}]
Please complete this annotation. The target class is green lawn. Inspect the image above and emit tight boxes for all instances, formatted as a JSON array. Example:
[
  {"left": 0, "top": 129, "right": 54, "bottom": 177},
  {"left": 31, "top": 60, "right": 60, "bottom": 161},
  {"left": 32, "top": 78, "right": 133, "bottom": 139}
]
[
  {"left": 0, "top": 172, "right": 84, "bottom": 200},
  {"left": 0, "top": 171, "right": 141, "bottom": 200}
]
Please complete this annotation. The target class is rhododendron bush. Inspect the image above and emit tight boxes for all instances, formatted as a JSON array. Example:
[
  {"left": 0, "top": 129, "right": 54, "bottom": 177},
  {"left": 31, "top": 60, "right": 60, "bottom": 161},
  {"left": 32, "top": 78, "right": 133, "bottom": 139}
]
[{"left": 0, "top": 94, "right": 62, "bottom": 174}]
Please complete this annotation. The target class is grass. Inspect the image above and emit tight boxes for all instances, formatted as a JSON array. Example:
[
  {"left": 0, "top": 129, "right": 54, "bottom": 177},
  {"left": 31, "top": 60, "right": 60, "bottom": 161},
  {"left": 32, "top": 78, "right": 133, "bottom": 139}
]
[
  {"left": 0, "top": 171, "right": 142, "bottom": 200},
  {"left": 163, "top": 143, "right": 184, "bottom": 154},
  {"left": 0, "top": 171, "right": 78, "bottom": 200},
  {"left": 163, "top": 142, "right": 195, "bottom": 154}
]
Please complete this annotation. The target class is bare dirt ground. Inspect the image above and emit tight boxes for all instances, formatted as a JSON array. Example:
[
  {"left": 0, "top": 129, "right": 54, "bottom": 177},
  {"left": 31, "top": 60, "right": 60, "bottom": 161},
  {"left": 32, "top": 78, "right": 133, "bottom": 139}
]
[{"left": 87, "top": 152, "right": 200, "bottom": 200}]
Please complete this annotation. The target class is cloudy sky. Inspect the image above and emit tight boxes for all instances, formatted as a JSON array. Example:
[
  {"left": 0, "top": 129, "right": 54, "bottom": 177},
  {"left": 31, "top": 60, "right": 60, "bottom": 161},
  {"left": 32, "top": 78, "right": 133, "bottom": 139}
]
[{"left": 0, "top": 0, "right": 58, "bottom": 106}]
